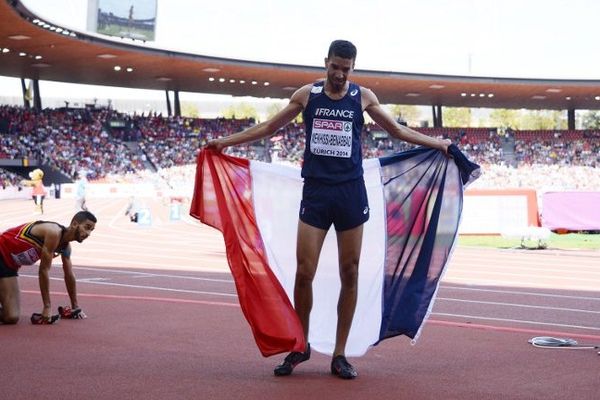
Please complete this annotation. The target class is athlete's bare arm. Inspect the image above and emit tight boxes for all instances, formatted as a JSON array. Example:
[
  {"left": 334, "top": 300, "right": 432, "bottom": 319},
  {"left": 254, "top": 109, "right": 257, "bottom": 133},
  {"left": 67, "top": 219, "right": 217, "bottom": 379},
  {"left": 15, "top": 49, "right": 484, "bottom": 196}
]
[
  {"left": 362, "top": 87, "right": 451, "bottom": 153},
  {"left": 206, "top": 85, "right": 312, "bottom": 151},
  {"left": 61, "top": 245, "right": 79, "bottom": 310},
  {"left": 32, "top": 223, "right": 62, "bottom": 318}
]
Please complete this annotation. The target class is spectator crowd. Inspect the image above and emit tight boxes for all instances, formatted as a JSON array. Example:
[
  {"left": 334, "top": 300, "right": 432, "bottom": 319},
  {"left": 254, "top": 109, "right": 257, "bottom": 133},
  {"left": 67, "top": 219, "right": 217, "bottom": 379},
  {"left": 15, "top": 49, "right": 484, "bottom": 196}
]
[{"left": 1, "top": 105, "right": 599, "bottom": 192}]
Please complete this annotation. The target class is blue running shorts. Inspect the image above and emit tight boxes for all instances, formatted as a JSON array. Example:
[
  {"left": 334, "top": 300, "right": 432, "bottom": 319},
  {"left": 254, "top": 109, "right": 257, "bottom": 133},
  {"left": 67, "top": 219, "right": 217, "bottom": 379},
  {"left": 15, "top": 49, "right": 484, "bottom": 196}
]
[{"left": 299, "top": 178, "right": 369, "bottom": 232}]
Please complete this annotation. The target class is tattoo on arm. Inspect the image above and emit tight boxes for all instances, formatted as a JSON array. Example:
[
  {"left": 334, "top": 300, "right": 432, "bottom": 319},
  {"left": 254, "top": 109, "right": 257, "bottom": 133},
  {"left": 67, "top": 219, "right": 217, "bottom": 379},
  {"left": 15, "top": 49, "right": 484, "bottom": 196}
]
[{"left": 61, "top": 245, "right": 71, "bottom": 258}]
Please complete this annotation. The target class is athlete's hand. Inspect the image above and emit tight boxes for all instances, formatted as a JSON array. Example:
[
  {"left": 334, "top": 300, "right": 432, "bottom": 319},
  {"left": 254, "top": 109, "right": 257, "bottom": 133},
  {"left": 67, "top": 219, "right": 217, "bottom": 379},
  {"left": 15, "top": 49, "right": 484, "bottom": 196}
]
[
  {"left": 204, "top": 139, "right": 227, "bottom": 152},
  {"left": 31, "top": 313, "right": 59, "bottom": 325},
  {"left": 58, "top": 306, "right": 87, "bottom": 319},
  {"left": 42, "top": 305, "right": 52, "bottom": 319},
  {"left": 439, "top": 139, "right": 452, "bottom": 156}
]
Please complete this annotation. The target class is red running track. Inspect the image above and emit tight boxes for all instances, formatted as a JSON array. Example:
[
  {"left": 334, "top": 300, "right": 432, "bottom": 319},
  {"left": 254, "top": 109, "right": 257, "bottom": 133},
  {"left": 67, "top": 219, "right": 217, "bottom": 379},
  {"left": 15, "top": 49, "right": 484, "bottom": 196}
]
[{"left": 1, "top": 198, "right": 599, "bottom": 400}]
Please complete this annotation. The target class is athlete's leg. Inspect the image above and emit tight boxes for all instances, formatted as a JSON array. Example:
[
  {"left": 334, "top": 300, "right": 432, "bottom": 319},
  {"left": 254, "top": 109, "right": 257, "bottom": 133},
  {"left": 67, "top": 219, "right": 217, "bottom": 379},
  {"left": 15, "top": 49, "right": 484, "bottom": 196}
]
[
  {"left": 0, "top": 277, "right": 21, "bottom": 324},
  {"left": 274, "top": 220, "right": 327, "bottom": 376},
  {"left": 295, "top": 220, "right": 328, "bottom": 340},
  {"left": 333, "top": 224, "right": 364, "bottom": 356}
]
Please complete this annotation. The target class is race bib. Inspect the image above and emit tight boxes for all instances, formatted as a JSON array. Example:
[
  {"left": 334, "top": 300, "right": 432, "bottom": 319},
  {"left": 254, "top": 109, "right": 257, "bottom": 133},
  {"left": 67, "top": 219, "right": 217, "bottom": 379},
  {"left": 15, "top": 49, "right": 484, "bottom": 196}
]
[
  {"left": 310, "top": 118, "right": 352, "bottom": 158},
  {"left": 11, "top": 248, "right": 40, "bottom": 266}
]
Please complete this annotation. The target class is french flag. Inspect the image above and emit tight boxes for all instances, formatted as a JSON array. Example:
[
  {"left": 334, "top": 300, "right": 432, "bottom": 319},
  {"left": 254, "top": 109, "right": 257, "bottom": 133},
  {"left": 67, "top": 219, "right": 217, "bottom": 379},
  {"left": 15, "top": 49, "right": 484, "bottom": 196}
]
[{"left": 190, "top": 146, "right": 479, "bottom": 357}]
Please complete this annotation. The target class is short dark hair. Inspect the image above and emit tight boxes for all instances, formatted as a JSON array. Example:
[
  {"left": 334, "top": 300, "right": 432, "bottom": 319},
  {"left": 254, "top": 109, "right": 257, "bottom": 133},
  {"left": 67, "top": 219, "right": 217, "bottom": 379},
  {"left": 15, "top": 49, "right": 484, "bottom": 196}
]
[
  {"left": 72, "top": 210, "right": 97, "bottom": 224},
  {"left": 328, "top": 40, "right": 357, "bottom": 60}
]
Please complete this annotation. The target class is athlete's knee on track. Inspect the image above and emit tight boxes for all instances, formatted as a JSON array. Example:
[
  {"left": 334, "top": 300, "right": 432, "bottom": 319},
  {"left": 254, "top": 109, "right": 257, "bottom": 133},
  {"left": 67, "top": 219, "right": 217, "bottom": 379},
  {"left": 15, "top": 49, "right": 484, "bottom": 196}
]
[
  {"left": 0, "top": 301, "right": 20, "bottom": 324},
  {"left": 1, "top": 311, "right": 20, "bottom": 324}
]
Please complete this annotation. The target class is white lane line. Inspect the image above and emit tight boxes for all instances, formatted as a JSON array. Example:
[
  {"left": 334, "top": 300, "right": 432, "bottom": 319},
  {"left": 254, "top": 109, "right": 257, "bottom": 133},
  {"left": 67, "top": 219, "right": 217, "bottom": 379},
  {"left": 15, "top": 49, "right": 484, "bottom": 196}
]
[
  {"left": 437, "top": 297, "right": 600, "bottom": 314},
  {"left": 432, "top": 312, "right": 600, "bottom": 331},
  {"left": 450, "top": 263, "right": 600, "bottom": 274},
  {"left": 440, "top": 285, "right": 600, "bottom": 301},
  {"left": 20, "top": 275, "right": 237, "bottom": 298},
  {"left": 446, "top": 269, "right": 600, "bottom": 283},
  {"left": 19, "top": 276, "right": 599, "bottom": 332},
  {"left": 73, "top": 266, "right": 234, "bottom": 283},
  {"left": 72, "top": 266, "right": 154, "bottom": 277},
  {"left": 441, "top": 276, "right": 599, "bottom": 290},
  {"left": 77, "top": 280, "right": 237, "bottom": 297},
  {"left": 453, "top": 249, "right": 600, "bottom": 260},
  {"left": 108, "top": 202, "right": 131, "bottom": 229},
  {"left": 66, "top": 255, "right": 226, "bottom": 270},
  {"left": 74, "top": 250, "right": 225, "bottom": 264}
]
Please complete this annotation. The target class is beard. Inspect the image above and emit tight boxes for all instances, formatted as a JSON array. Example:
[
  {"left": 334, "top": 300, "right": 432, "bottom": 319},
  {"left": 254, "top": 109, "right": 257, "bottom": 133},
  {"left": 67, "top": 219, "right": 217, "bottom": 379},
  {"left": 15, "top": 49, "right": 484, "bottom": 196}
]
[
  {"left": 327, "top": 72, "right": 346, "bottom": 92},
  {"left": 75, "top": 228, "right": 86, "bottom": 243},
  {"left": 329, "top": 78, "right": 345, "bottom": 91}
]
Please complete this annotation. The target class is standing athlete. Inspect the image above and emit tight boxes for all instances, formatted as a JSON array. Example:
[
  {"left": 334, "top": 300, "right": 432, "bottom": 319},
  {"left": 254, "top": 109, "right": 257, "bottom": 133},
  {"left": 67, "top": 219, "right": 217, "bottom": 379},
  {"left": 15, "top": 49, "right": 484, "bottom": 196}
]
[
  {"left": 74, "top": 171, "right": 89, "bottom": 212},
  {"left": 0, "top": 211, "right": 97, "bottom": 324},
  {"left": 206, "top": 40, "right": 450, "bottom": 379}
]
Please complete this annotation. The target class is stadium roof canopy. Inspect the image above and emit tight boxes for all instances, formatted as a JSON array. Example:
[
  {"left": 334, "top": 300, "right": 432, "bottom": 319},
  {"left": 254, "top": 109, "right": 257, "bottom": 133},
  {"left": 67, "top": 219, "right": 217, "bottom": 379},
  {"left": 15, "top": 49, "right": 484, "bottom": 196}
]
[{"left": 3, "top": 0, "right": 600, "bottom": 111}]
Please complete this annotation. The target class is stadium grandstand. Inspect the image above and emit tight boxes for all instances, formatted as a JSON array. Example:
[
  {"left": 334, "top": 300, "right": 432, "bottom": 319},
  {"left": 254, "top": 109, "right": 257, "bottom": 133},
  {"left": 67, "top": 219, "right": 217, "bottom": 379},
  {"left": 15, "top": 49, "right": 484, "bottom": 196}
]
[{"left": 1, "top": 104, "right": 599, "bottom": 185}]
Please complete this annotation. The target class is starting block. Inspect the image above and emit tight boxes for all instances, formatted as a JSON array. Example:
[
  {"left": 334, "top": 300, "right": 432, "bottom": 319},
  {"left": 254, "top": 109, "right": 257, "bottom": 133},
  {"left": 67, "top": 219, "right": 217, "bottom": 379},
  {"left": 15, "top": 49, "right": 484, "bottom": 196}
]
[
  {"left": 137, "top": 208, "right": 152, "bottom": 226},
  {"left": 169, "top": 203, "right": 181, "bottom": 221}
]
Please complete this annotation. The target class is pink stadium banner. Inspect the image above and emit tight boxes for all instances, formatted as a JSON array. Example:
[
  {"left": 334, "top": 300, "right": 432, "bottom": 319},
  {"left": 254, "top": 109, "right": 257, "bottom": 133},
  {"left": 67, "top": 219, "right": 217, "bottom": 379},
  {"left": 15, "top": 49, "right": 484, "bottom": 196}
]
[{"left": 541, "top": 192, "right": 600, "bottom": 231}]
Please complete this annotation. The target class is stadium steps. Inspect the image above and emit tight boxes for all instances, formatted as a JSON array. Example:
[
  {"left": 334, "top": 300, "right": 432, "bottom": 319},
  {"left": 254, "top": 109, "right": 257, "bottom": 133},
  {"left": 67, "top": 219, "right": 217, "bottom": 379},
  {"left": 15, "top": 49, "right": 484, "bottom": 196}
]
[
  {"left": 124, "top": 141, "right": 157, "bottom": 172},
  {"left": 501, "top": 134, "right": 516, "bottom": 167}
]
